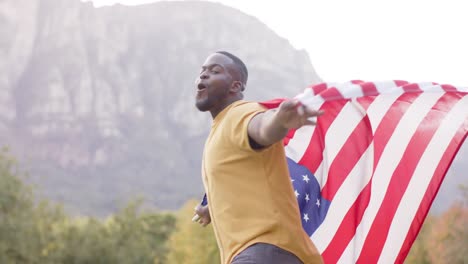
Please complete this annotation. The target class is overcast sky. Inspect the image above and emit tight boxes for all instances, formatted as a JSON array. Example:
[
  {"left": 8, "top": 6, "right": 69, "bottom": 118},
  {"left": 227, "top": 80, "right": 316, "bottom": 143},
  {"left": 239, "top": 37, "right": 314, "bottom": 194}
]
[{"left": 83, "top": 0, "right": 468, "bottom": 86}]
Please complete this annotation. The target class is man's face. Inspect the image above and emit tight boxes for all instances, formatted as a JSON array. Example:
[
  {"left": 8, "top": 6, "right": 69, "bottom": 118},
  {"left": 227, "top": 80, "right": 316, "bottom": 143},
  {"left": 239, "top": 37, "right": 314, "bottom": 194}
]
[{"left": 195, "top": 53, "right": 235, "bottom": 112}]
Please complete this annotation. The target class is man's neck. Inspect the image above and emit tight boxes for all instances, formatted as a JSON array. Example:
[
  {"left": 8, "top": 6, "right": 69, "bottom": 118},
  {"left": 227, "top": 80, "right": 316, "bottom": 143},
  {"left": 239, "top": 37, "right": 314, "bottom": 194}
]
[{"left": 210, "top": 98, "right": 241, "bottom": 119}]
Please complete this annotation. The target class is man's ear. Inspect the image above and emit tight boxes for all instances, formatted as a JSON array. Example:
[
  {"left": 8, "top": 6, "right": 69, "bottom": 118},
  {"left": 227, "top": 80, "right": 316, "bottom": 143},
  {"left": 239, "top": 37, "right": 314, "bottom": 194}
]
[{"left": 230, "top": 81, "right": 244, "bottom": 93}]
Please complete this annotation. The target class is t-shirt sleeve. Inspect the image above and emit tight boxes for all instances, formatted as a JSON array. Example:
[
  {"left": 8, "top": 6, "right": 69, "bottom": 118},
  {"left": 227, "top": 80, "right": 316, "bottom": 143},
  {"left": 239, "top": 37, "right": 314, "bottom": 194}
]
[{"left": 222, "top": 102, "right": 266, "bottom": 152}]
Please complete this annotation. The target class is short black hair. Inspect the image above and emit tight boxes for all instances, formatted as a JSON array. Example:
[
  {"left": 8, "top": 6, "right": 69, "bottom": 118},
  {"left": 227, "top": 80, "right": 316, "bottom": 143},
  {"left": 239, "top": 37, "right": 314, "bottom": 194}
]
[{"left": 216, "top": 51, "right": 248, "bottom": 87}]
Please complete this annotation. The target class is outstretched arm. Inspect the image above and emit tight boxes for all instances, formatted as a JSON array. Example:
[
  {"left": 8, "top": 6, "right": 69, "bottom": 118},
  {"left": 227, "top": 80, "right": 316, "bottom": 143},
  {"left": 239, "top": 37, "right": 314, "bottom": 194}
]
[{"left": 248, "top": 99, "right": 324, "bottom": 147}]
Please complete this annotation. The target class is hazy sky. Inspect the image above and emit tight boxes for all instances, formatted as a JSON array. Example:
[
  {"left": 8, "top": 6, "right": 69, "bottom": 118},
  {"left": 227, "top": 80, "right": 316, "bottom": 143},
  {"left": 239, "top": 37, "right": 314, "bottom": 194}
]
[{"left": 83, "top": 0, "right": 468, "bottom": 86}]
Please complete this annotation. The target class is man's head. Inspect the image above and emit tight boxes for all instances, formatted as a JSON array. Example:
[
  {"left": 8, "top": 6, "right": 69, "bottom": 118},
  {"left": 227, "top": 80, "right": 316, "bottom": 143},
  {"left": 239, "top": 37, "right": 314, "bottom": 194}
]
[
  {"left": 215, "top": 51, "right": 248, "bottom": 88},
  {"left": 195, "top": 51, "right": 248, "bottom": 116}
]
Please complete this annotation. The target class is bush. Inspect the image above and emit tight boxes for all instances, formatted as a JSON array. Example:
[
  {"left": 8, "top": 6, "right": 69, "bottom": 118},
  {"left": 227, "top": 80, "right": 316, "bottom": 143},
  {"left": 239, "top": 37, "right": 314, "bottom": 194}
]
[{"left": 0, "top": 149, "right": 176, "bottom": 263}]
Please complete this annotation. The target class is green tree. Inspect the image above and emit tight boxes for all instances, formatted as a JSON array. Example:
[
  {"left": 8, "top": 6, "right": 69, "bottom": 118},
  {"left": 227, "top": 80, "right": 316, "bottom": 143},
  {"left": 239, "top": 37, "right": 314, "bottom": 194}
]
[
  {"left": 405, "top": 215, "right": 434, "bottom": 264},
  {"left": 167, "top": 200, "right": 219, "bottom": 264},
  {"left": 0, "top": 148, "right": 177, "bottom": 263},
  {"left": 0, "top": 148, "right": 61, "bottom": 263},
  {"left": 426, "top": 202, "right": 468, "bottom": 264},
  {"left": 407, "top": 184, "right": 468, "bottom": 264}
]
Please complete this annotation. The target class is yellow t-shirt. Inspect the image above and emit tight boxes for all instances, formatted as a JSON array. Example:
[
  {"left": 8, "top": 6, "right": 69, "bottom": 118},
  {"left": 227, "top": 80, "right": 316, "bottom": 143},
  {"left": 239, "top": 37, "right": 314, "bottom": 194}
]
[{"left": 202, "top": 100, "right": 323, "bottom": 264}]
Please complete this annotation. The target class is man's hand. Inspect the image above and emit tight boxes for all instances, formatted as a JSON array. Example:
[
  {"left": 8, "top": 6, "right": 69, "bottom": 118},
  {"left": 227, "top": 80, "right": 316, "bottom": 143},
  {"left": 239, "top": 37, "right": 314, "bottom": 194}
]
[
  {"left": 192, "top": 204, "right": 211, "bottom": 227},
  {"left": 275, "top": 99, "right": 324, "bottom": 130}
]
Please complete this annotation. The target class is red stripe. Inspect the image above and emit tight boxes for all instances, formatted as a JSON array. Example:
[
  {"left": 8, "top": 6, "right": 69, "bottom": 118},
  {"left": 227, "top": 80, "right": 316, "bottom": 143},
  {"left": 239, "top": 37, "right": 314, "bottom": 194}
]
[
  {"left": 372, "top": 94, "right": 419, "bottom": 167},
  {"left": 401, "top": 83, "right": 423, "bottom": 92},
  {"left": 394, "top": 80, "right": 409, "bottom": 86},
  {"left": 297, "top": 100, "right": 348, "bottom": 174},
  {"left": 356, "top": 94, "right": 462, "bottom": 263},
  {"left": 395, "top": 108, "right": 468, "bottom": 263},
  {"left": 310, "top": 83, "right": 329, "bottom": 95},
  {"left": 320, "top": 87, "right": 346, "bottom": 101},
  {"left": 320, "top": 93, "right": 419, "bottom": 262},
  {"left": 441, "top": 84, "right": 458, "bottom": 92},
  {"left": 259, "top": 98, "right": 285, "bottom": 109},
  {"left": 359, "top": 82, "right": 379, "bottom": 97},
  {"left": 321, "top": 117, "right": 373, "bottom": 200},
  {"left": 356, "top": 97, "right": 376, "bottom": 111},
  {"left": 321, "top": 183, "right": 372, "bottom": 263},
  {"left": 283, "top": 129, "right": 297, "bottom": 146},
  {"left": 295, "top": 84, "right": 366, "bottom": 176}
]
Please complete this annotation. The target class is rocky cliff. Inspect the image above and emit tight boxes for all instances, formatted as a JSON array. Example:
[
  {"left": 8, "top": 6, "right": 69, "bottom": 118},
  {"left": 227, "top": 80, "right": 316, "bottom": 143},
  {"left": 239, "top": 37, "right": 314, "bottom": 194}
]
[{"left": 0, "top": 0, "right": 322, "bottom": 216}]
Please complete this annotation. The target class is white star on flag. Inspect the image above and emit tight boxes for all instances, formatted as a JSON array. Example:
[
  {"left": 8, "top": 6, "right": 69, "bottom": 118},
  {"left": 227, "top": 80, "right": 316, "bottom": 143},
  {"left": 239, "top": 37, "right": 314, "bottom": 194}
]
[
  {"left": 303, "top": 213, "right": 309, "bottom": 222},
  {"left": 305, "top": 193, "right": 310, "bottom": 202},
  {"left": 302, "top": 174, "right": 310, "bottom": 183},
  {"left": 316, "top": 198, "right": 320, "bottom": 207},
  {"left": 294, "top": 189, "right": 299, "bottom": 197}
]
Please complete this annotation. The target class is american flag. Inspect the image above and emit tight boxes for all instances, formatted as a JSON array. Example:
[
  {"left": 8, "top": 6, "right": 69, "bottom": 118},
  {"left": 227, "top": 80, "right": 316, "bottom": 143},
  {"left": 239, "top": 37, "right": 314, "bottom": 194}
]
[
  {"left": 201, "top": 80, "right": 468, "bottom": 263},
  {"left": 261, "top": 80, "right": 468, "bottom": 263}
]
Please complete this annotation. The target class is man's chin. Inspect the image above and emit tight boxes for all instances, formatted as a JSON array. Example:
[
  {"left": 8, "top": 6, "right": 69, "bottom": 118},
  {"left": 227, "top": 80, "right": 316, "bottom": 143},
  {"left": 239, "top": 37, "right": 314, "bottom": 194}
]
[{"left": 195, "top": 102, "right": 210, "bottom": 112}]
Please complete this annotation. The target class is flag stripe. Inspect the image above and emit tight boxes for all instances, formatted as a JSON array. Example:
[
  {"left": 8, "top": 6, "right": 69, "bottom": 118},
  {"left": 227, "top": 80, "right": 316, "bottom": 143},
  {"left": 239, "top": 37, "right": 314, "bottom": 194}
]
[
  {"left": 341, "top": 93, "right": 442, "bottom": 261},
  {"left": 312, "top": 91, "right": 416, "bottom": 252},
  {"left": 321, "top": 115, "right": 372, "bottom": 200},
  {"left": 395, "top": 124, "right": 467, "bottom": 263},
  {"left": 320, "top": 87, "right": 346, "bottom": 101},
  {"left": 381, "top": 95, "right": 468, "bottom": 263},
  {"left": 320, "top": 151, "right": 373, "bottom": 262},
  {"left": 320, "top": 93, "right": 418, "bottom": 262},
  {"left": 257, "top": 81, "right": 468, "bottom": 263},
  {"left": 311, "top": 145, "right": 374, "bottom": 253},
  {"left": 309, "top": 83, "right": 329, "bottom": 95},
  {"left": 356, "top": 93, "right": 457, "bottom": 263},
  {"left": 441, "top": 84, "right": 458, "bottom": 92},
  {"left": 296, "top": 101, "right": 348, "bottom": 178},
  {"left": 310, "top": 92, "right": 409, "bottom": 255},
  {"left": 334, "top": 93, "right": 419, "bottom": 263},
  {"left": 359, "top": 82, "right": 379, "bottom": 96}
]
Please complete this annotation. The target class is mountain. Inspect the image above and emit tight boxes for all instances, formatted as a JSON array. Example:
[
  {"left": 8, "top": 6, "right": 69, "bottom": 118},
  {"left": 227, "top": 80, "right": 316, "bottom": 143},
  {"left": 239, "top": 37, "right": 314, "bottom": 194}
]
[
  {"left": 0, "top": 0, "right": 321, "bottom": 216},
  {"left": 1, "top": 0, "right": 465, "bottom": 217}
]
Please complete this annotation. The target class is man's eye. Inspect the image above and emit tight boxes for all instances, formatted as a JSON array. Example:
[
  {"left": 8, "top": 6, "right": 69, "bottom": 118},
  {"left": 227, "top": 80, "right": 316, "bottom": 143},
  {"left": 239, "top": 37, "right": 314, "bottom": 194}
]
[{"left": 211, "top": 70, "right": 219, "bottom": 74}]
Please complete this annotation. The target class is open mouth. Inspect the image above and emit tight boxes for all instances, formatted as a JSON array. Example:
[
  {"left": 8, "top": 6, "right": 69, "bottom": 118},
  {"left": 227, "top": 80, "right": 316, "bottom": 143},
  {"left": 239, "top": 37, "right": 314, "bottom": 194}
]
[{"left": 197, "top": 83, "right": 207, "bottom": 91}]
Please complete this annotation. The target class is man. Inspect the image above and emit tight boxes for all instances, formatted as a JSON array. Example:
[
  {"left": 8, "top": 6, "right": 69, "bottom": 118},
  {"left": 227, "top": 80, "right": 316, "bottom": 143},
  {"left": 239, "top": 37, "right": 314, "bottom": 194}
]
[{"left": 194, "top": 51, "right": 324, "bottom": 264}]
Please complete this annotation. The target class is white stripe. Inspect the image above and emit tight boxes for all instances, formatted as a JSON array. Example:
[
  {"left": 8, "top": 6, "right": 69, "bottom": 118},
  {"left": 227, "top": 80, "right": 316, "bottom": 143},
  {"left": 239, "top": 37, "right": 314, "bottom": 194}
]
[
  {"left": 311, "top": 144, "right": 374, "bottom": 253},
  {"left": 374, "top": 81, "right": 402, "bottom": 94},
  {"left": 416, "top": 82, "right": 437, "bottom": 90},
  {"left": 419, "top": 84, "right": 445, "bottom": 93},
  {"left": 366, "top": 92, "right": 403, "bottom": 133},
  {"left": 340, "top": 92, "right": 445, "bottom": 261},
  {"left": 333, "top": 94, "right": 402, "bottom": 263},
  {"left": 313, "top": 94, "right": 401, "bottom": 188},
  {"left": 296, "top": 88, "right": 325, "bottom": 107},
  {"left": 285, "top": 125, "right": 316, "bottom": 163},
  {"left": 334, "top": 83, "right": 364, "bottom": 99},
  {"left": 378, "top": 95, "right": 468, "bottom": 263},
  {"left": 456, "top": 86, "right": 468, "bottom": 92},
  {"left": 286, "top": 92, "right": 327, "bottom": 161},
  {"left": 318, "top": 102, "right": 366, "bottom": 189},
  {"left": 314, "top": 163, "right": 324, "bottom": 188}
]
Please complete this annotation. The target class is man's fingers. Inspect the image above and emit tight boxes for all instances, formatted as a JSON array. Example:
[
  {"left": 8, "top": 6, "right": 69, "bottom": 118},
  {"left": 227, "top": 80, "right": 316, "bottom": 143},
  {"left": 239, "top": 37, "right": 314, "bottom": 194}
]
[
  {"left": 297, "top": 104, "right": 305, "bottom": 116},
  {"left": 304, "top": 108, "right": 324, "bottom": 117},
  {"left": 304, "top": 119, "right": 317, "bottom": 126},
  {"left": 193, "top": 205, "right": 202, "bottom": 222},
  {"left": 280, "top": 99, "right": 301, "bottom": 112},
  {"left": 192, "top": 214, "right": 201, "bottom": 222}
]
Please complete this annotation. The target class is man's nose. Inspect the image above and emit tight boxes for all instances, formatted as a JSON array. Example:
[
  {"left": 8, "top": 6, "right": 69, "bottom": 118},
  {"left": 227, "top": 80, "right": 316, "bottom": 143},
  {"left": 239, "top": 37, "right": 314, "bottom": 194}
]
[{"left": 199, "top": 71, "right": 208, "bottom": 79}]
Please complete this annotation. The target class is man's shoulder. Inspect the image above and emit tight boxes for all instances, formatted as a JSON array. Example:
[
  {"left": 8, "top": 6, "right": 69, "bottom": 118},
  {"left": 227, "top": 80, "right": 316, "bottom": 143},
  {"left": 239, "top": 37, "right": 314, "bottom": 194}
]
[{"left": 228, "top": 100, "right": 266, "bottom": 113}]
